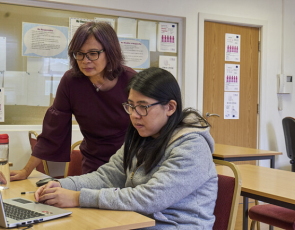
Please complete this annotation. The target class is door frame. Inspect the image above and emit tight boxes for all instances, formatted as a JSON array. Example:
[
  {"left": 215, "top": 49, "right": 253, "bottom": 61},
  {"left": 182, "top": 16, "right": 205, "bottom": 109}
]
[{"left": 197, "top": 13, "right": 267, "bottom": 149}]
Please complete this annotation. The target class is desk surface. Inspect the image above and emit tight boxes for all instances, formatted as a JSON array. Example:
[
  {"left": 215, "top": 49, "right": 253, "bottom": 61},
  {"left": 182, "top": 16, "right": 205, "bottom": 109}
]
[
  {"left": 2, "top": 171, "right": 155, "bottom": 230},
  {"left": 213, "top": 144, "right": 282, "bottom": 158},
  {"left": 216, "top": 164, "right": 295, "bottom": 205}
]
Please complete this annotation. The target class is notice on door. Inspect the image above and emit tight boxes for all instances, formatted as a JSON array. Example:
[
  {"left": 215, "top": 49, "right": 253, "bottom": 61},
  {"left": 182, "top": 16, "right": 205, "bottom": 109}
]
[
  {"left": 224, "top": 64, "right": 240, "bottom": 91},
  {"left": 225, "top": 33, "right": 241, "bottom": 62},
  {"left": 224, "top": 92, "right": 239, "bottom": 119}
]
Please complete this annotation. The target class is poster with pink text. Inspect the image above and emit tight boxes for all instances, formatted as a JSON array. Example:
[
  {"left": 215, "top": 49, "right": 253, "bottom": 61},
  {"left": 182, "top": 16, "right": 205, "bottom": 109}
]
[
  {"left": 225, "top": 33, "right": 240, "bottom": 62},
  {"left": 157, "top": 22, "right": 177, "bottom": 53},
  {"left": 224, "top": 64, "right": 240, "bottom": 91}
]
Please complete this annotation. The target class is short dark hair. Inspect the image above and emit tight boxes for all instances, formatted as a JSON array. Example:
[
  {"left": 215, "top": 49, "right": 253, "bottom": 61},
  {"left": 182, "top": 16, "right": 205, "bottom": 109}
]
[
  {"left": 68, "top": 21, "right": 124, "bottom": 80},
  {"left": 123, "top": 67, "right": 209, "bottom": 173}
]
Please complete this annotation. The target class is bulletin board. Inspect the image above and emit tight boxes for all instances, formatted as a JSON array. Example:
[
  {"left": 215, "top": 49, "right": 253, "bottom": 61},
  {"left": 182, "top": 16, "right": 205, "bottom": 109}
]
[{"left": 0, "top": 2, "right": 181, "bottom": 125}]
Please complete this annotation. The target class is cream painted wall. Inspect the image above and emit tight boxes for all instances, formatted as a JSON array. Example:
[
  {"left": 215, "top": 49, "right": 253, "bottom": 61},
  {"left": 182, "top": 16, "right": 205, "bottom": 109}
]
[{"left": 4, "top": 0, "right": 295, "bottom": 172}]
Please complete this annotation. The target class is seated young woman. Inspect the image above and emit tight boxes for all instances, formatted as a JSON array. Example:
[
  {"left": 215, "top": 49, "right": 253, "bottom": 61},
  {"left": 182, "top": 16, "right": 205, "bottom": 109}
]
[{"left": 35, "top": 67, "right": 218, "bottom": 229}]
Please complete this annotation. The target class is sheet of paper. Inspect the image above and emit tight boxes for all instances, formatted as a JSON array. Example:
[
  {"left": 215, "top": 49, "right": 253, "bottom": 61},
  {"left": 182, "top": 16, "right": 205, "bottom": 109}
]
[
  {"left": 0, "top": 37, "right": 6, "bottom": 72},
  {"left": 22, "top": 22, "right": 68, "bottom": 59},
  {"left": 119, "top": 38, "right": 150, "bottom": 69},
  {"left": 117, "top": 17, "right": 137, "bottom": 38},
  {"left": 157, "top": 22, "right": 177, "bottom": 53},
  {"left": 69, "top": 18, "right": 94, "bottom": 41},
  {"left": 94, "top": 18, "right": 115, "bottom": 29},
  {"left": 3, "top": 71, "right": 28, "bottom": 105},
  {"left": 224, "top": 92, "right": 239, "bottom": 119},
  {"left": 224, "top": 64, "right": 240, "bottom": 91},
  {"left": 49, "top": 58, "right": 69, "bottom": 75},
  {"left": 0, "top": 88, "right": 4, "bottom": 122},
  {"left": 27, "top": 57, "right": 50, "bottom": 74},
  {"left": 159, "top": 55, "right": 177, "bottom": 78},
  {"left": 225, "top": 33, "right": 241, "bottom": 62},
  {"left": 27, "top": 73, "right": 51, "bottom": 106},
  {"left": 51, "top": 76, "right": 62, "bottom": 98},
  {"left": 27, "top": 57, "right": 69, "bottom": 76},
  {"left": 138, "top": 21, "right": 157, "bottom": 52}
]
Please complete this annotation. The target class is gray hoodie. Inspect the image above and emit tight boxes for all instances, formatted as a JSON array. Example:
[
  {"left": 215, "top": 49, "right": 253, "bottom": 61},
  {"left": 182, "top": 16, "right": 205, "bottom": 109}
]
[{"left": 59, "top": 119, "right": 218, "bottom": 230}]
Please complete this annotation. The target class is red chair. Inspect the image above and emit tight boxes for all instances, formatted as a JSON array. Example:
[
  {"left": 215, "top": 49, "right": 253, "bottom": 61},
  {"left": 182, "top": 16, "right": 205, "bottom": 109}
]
[
  {"left": 248, "top": 117, "right": 295, "bottom": 230},
  {"left": 213, "top": 159, "right": 242, "bottom": 230},
  {"left": 249, "top": 204, "right": 295, "bottom": 230},
  {"left": 64, "top": 140, "right": 83, "bottom": 177},
  {"left": 28, "top": 131, "right": 49, "bottom": 175}
]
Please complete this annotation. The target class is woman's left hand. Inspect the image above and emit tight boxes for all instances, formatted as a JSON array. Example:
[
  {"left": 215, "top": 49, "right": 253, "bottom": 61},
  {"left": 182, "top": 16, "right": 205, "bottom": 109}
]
[{"left": 38, "top": 186, "right": 80, "bottom": 208}]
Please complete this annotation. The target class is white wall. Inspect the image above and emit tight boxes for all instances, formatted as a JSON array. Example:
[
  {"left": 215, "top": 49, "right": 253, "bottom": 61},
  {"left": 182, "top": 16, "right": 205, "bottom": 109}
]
[{"left": 3, "top": 0, "right": 295, "bottom": 171}]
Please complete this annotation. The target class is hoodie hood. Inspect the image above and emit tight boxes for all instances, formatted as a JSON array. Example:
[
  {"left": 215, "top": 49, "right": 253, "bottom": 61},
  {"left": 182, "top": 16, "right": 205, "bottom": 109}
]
[{"left": 168, "top": 113, "right": 215, "bottom": 153}]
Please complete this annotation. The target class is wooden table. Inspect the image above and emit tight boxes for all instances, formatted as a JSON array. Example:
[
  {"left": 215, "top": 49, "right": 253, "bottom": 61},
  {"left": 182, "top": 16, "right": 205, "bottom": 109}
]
[
  {"left": 216, "top": 164, "right": 295, "bottom": 230},
  {"left": 213, "top": 144, "right": 282, "bottom": 168},
  {"left": 2, "top": 171, "right": 155, "bottom": 230}
]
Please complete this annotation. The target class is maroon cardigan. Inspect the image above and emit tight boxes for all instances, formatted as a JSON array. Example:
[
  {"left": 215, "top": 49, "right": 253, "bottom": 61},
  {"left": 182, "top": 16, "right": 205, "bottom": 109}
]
[{"left": 32, "top": 66, "right": 136, "bottom": 174}]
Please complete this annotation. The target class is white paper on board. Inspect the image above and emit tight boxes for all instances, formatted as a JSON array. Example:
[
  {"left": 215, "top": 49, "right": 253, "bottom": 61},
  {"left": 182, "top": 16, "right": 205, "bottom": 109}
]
[
  {"left": 0, "top": 37, "right": 6, "bottom": 72},
  {"left": 49, "top": 58, "right": 69, "bottom": 74},
  {"left": 224, "top": 92, "right": 239, "bottom": 119},
  {"left": 27, "top": 73, "right": 51, "bottom": 106},
  {"left": 0, "top": 88, "right": 4, "bottom": 122},
  {"left": 117, "top": 17, "right": 137, "bottom": 38},
  {"left": 224, "top": 64, "right": 240, "bottom": 91},
  {"left": 225, "top": 33, "right": 241, "bottom": 62},
  {"left": 27, "top": 57, "right": 50, "bottom": 74},
  {"left": 69, "top": 18, "right": 93, "bottom": 41},
  {"left": 94, "top": 18, "right": 115, "bottom": 29},
  {"left": 157, "top": 22, "right": 177, "bottom": 53},
  {"left": 22, "top": 22, "right": 68, "bottom": 59},
  {"left": 3, "top": 71, "right": 28, "bottom": 105},
  {"left": 51, "top": 76, "right": 62, "bottom": 98},
  {"left": 119, "top": 38, "right": 150, "bottom": 69},
  {"left": 159, "top": 56, "right": 177, "bottom": 78},
  {"left": 138, "top": 21, "right": 157, "bottom": 52}
]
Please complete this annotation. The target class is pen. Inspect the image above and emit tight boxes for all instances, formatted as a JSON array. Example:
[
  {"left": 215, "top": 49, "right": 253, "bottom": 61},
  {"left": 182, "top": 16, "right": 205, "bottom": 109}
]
[{"left": 21, "top": 191, "right": 35, "bottom": 195}]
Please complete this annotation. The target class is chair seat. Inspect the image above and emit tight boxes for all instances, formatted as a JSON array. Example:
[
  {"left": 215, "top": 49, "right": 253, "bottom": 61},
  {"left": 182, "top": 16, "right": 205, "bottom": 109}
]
[{"left": 249, "top": 204, "right": 295, "bottom": 230}]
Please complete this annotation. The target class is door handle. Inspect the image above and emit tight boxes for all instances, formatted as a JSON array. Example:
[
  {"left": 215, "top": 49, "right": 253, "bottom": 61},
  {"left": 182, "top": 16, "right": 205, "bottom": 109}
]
[{"left": 205, "top": 112, "right": 220, "bottom": 118}]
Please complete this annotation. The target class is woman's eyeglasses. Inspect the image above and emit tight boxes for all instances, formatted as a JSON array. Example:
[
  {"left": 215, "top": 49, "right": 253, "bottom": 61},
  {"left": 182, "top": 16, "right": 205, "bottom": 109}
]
[
  {"left": 73, "top": 49, "right": 105, "bottom": 61},
  {"left": 122, "top": 102, "right": 163, "bottom": 116}
]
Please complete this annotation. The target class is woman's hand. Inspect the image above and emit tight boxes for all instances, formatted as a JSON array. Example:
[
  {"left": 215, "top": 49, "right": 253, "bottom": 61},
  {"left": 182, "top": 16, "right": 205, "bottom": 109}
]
[
  {"left": 35, "top": 181, "right": 61, "bottom": 202},
  {"left": 35, "top": 181, "right": 80, "bottom": 208},
  {"left": 10, "top": 169, "right": 29, "bottom": 181}
]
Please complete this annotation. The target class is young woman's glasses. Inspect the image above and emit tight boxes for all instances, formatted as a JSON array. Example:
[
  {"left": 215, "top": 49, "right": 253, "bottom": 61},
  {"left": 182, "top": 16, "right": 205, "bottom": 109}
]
[
  {"left": 122, "top": 102, "right": 163, "bottom": 116},
  {"left": 73, "top": 49, "right": 105, "bottom": 61}
]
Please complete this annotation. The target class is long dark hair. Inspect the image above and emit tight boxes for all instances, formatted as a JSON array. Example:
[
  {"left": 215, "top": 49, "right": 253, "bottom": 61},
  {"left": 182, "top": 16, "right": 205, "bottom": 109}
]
[
  {"left": 123, "top": 67, "right": 209, "bottom": 174},
  {"left": 68, "top": 21, "right": 124, "bottom": 80}
]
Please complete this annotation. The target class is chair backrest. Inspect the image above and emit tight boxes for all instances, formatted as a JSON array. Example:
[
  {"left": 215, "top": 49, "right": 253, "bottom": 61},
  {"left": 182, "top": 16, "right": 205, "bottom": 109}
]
[
  {"left": 282, "top": 117, "right": 295, "bottom": 160},
  {"left": 213, "top": 159, "right": 242, "bottom": 230},
  {"left": 64, "top": 140, "right": 83, "bottom": 178},
  {"left": 28, "top": 131, "right": 49, "bottom": 175}
]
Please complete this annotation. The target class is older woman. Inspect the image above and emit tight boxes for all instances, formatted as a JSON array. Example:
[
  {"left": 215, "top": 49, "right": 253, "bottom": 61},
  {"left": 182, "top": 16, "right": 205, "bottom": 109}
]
[{"left": 10, "top": 22, "right": 136, "bottom": 180}]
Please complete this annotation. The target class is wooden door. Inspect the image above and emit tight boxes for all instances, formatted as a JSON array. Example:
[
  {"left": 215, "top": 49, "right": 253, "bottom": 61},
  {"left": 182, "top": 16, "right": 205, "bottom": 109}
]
[{"left": 203, "top": 22, "right": 259, "bottom": 154}]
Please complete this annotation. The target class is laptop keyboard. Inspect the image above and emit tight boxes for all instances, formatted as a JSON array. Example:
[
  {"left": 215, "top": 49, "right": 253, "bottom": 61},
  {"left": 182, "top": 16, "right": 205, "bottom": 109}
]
[{"left": 4, "top": 203, "right": 45, "bottom": 220}]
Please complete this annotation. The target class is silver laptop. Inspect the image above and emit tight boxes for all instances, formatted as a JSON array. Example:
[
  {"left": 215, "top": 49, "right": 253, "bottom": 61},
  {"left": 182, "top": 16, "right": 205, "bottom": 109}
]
[{"left": 0, "top": 192, "right": 72, "bottom": 228}]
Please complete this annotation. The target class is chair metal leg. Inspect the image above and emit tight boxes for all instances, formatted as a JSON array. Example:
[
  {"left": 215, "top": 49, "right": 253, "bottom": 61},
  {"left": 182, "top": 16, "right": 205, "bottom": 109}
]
[
  {"left": 269, "top": 225, "right": 273, "bottom": 230},
  {"left": 250, "top": 220, "right": 256, "bottom": 230},
  {"left": 254, "top": 200, "right": 260, "bottom": 230}
]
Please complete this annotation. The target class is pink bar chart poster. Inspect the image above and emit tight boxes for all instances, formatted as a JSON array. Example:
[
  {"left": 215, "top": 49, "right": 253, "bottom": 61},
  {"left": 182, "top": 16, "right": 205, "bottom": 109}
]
[
  {"left": 225, "top": 33, "right": 241, "bottom": 62},
  {"left": 224, "top": 64, "right": 240, "bottom": 91}
]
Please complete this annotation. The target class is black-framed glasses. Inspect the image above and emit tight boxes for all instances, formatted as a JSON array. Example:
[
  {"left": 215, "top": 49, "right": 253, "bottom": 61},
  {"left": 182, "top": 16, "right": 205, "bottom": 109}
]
[
  {"left": 122, "top": 102, "right": 163, "bottom": 116},
  {"left": 73, "top": 49, "right": 105, "bottom": 61}
]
